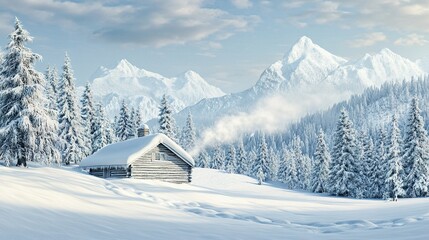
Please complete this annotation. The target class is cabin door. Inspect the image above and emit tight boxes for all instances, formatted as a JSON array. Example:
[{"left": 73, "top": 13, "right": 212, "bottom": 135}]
[{"left": 103, "top": 168, "right": 111, "bottom": 178}]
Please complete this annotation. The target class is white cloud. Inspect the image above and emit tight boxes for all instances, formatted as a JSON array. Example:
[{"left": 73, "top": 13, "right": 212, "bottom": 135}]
[
  {"left": 282, "top": 0, "right": 429, "bottom": 33},
  {"left": 348, "top": 32, "right": 386, "bottom": 48},
  {"left": 231, "top": 0, "right": 253, "bottom": 9},
  {"left": 0, "top": 0, "right": 259, "bottom": 47},
  {"left": 394, "top": 34, "right": 429, "bottom": 46}
]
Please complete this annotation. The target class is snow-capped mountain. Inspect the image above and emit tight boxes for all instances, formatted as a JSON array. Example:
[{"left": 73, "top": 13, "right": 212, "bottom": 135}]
[
  {"left": 88, "top": 59, "right": 225, "bottom": 121},
  {"left": 169, "top": 36, "right": 425, "bottom": 130}
]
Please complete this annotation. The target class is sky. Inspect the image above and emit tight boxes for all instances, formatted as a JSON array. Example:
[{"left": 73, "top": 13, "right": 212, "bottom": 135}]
[{"left": 0, "top": 0, "right": 429, "bottom": 93}]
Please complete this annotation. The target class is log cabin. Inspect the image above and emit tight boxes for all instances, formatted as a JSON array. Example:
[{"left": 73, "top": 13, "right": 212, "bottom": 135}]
[{"left": 80, "top": 125, "right": 194, "bottom": 183}]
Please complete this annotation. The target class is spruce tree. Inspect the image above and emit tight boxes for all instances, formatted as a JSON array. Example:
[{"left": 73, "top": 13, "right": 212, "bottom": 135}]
[
  {"left": 402, "top": 98, "right": 429, "bottom": 197},
  {"left": 182, "top": 112, "right": 196, "bottom": 151},
  {"left": 236, "top": 141, "right": 249, "bottom": 175},
  {"left": 361, "top": 133, "right": 375, "bottom": 198},
  {"left": 44, "top": 66, "right": 58, "bottom": 119},
  {"left": 80, "top": 83, "right": 95, "bottom": 156},
  {"left": 158, "top": 94, "right": 177, "bottom": 141},
  {"left": 211, "top": 145, "right": 224, "bottom": 169},
  {"left": 328, "top": 109, "right": 362, "bottom": 198},
  {"left": 57, "top": 53, "right": 86, "bottom": 165},
  {"left": 252, "top": 134, "right": 270, "bottom": 181},
  {"left": 129, "top": 107, "right": 137, "bottom": 138},
  {"left": 385, "top": 115, "right": 405, "bottom": 200},
  {"left": 370, "top": 128, "right": 388, "bottom": 198},
  {"left": 0, "top": 18, "right": 60, "bottom": 166},
  {"left": 197, "top": 150, "right": 210, "bottom": 168},
  {"left": 224, "top": 145, "right": 237, "bottom": 173},
  {"left": 311, "top": 129, "right": 331, "bottom": 193},
  {"left": 92, "top": 104, "right": 108, "bottom": 153},
  {"left": 283, "top": 148, "right": 299, "bottom": 189},
  {"left": 116, "top": 101, "right": 134, "bottom": 141}
]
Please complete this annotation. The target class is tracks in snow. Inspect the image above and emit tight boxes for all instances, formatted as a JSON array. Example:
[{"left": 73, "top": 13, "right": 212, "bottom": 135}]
[{"left": 103, "top": 181, "right": 429, "bottom": 234}]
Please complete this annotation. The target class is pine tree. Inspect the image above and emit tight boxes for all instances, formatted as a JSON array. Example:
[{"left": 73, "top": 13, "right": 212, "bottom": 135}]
[
  {"left": 0, "top": 18, "right": 60, "bottom": 166},
  {"left": 311, "top": 129, "right": 331, "bottom": 193},
  {"left": 291, "top": 135, "right": 309, "bottom": 189},
  {"left": 57, "top": 53, "right": 86, "bottom": 165},
  {"left": 283, "top": 148, "right": 299, "bottom": 189},
  {"left": 268, "top": 147, "right": 280, "bottom": 181},
  {"left": 116, "top": 101, "right": 134, "bottom": 141},
  {"left": 328, "top": 109, "right": 363, "bottom": 198},
  {"left": 252, "top": 134, "right": 270, "bottom": 181},
  {"left": 224, "top": 145, "right": 237, "bottom": 173},
  {"left": 257, "top": 166, "right": 264, "bottom": 185},
  {"left": 135, "top": 108, "right": 142, "bottom": 129},
  {"left": 361, "top": 132, "right": 375, "bottom": 198},
  {"left": 80, "top": 83, "right": 95, "bottom": 156},
  {"left": 385, "top": 115, "right": 405, "bottom": 200},
  {"left": 370, "top": 128, "right": 388, "bottom": 198},
  {"left": 197, "top": 150, "right": 210, "bottom": 168},
  {"left": 129, "top": 107, "right": 137, "bottom": 138},
  {"left": 181, "top": 112, "right": 196, "bottom": 151},
  {"left": 92, "top": 104, "right": 108, "bottom": 153},
  {"left": 402, "top": 98, "right": 429, "bottom": 197},
  {"left": 236, "top": 141, "right": 249, "bottom": 175},
  {"left": 158, "top": 94, "right": 177, "bottom": 141},
  {"left": 211, "top": 145, "right": 224, "bottom": 169},
  {"left": 44, "top": 66, "right": 58, "bottom": 119}
]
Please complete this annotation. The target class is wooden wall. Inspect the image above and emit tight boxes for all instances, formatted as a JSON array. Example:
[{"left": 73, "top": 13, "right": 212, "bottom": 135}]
[
  {"left": 89, "top": 166, "right": 128, "bottom": 178},
  {"left": 131, "top": 143, "right": 192, "bottom": 183}
]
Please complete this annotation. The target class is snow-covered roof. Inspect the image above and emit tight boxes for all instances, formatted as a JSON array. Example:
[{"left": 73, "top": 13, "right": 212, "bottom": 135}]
[{"left": 80, "top": 133, "right": 194, "bottom": 167}]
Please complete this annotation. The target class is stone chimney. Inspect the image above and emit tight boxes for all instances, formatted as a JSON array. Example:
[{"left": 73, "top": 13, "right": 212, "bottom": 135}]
[{"left": 137, "top": 124, "right": 150, "bottom": 137}]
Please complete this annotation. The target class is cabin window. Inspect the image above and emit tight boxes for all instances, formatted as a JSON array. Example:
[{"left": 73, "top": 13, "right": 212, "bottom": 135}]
[{"left": 152, "top": 152, "right": 167, "bottom": 161}]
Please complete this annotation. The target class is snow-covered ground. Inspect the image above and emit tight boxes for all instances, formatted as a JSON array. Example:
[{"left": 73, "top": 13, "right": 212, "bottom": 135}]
[{"left": 1, "top": 166, "right": 428, "bottom": 240}]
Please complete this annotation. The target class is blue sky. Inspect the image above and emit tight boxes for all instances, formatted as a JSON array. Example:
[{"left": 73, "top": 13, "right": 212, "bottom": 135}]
[{"left": 0, "top": 0, "right": 429, "bottom": 93}]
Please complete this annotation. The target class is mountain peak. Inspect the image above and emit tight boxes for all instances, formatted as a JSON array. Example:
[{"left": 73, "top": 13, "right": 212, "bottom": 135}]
[
  {"left": 285, "top": 36, "right": 342, "bottom": 64},
  {"left": 115, "top": 59, "right": 139, "bottom": 74}
]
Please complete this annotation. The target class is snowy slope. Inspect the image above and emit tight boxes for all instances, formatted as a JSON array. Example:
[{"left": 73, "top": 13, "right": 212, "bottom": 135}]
[
  {"left": 169, "top": 36, "right": 425, "bottom": 130},
  {"left": 88, "top": 59, "right": 225, "bottom": 121},
  {"left": 1, "top": 166, "right": 429, "bottom": 239}
]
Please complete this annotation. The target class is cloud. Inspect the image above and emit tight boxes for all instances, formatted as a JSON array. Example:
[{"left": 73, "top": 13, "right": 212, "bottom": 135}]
[
  {"left": 282, "top": 0, "right": 429, "bottom": 33},
  {"left": 231, "top": 0, "right": 253, "bottom": 9},
  {"left": 348, "top": 32, "right": 386, "bottom": 48},
  {"left": 0, "top": 0, "right": 259, "bottom": 47},
  {"left": 394, "top": 34, "right": 429, "bottom": 46}
]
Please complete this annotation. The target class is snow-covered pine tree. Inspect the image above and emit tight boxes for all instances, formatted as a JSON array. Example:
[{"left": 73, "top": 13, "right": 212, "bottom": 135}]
[
  {"left": 361, "top": 132, "right": 375, "bottom": 198},
  {"left": 402, "top": 98, "right": 429, "bottom": 197},
  {"left": 328, "top": 109, "right": 363, "bottom": 198},
  {"left": 135, "top": 108, "right": 142, "bottom": 129},
  {"left": 252, "top": 134, "right": 271, "bottom": 181},
  {"left": 129, "top": 107, "right": 137, "bottom": 138},
  {"left": 247, "top": 149, "right": 257, "bottom": 176},
  {"left": 268, "top": 147, "right": 280, "bottom": 181},
  {"left": 224, "top": 145, "right": 237, "bottom": 173},
  {"left": 236, "top": 141, "right": 249, "bottom": 175},
  {"left": 92, "top": 104, "right": 108, "bottom": 153},
  {"left": 116, "top": 101, "right": 135, "bottom": 141},
  {"left": 370, "top": 128, "right": 388, "bottom": 198},
  {"left": 211, "top": 145, "right": 224, "bottom": 169},
  {"left": 44, "top": 66, "right": 58, "bottom": 118},
  {"left": 257, "top": 166, "right": 264, "bottom": 185},
  {"left": 197, "top": 150, "right": 210, "bottom": 168},
  {"left": 0, "top": 18, "right": 60, "bottom": 166},
  {"left": 311, "top": 129, "right": 331, "bottom": 193},
  {"left": 291, "top": 135, "right": 309, "bottom": 189},
  {"left": 181, "top": 112, "right": 196, "bottom": 151},
  {"left": 283, "top": 147, "right": 299, "bottom": 189},
  {"left": 57, "top": 53, "right": 86, "bottom": 165},
  {"left": 385, "top": 115, "right": 405, "bottom": 200},
  {"left": 158, "top": 94, "right": 177, "bottom": 142},
  {"left": 80, "top": 83, "right": 95, "bottom": 156}
]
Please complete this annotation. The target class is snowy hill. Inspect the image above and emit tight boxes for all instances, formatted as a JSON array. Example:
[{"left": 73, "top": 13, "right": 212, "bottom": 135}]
[
  {"left": 88, "top": 59, "right": 225, "bottom": 121},
  {"left": 1, "top": 166, "right": 429, "bottom": 239},
  {"left": 169, "top": 36, "right": 425, "bottom": 131}
]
